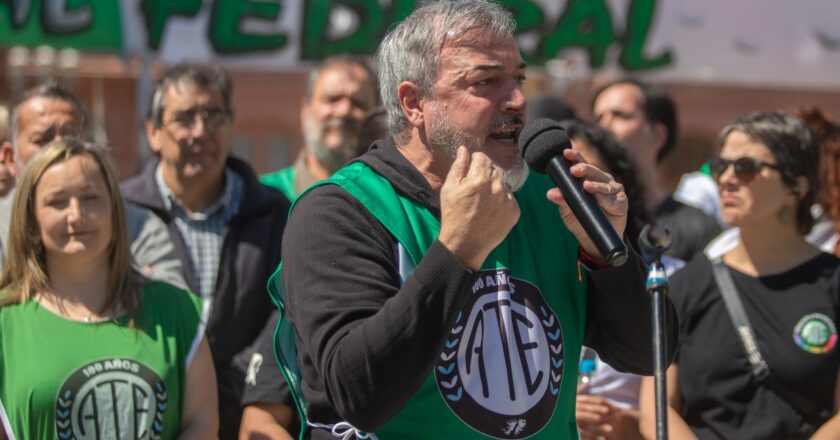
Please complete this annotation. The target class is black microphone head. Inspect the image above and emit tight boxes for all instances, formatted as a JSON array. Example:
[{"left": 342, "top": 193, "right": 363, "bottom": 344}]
[{"left": 518, "top": 118, "right": 572, "bottom": 174}]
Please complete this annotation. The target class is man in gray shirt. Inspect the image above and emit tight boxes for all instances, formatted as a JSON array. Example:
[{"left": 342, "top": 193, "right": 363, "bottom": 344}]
[{"left": 121, "top": 63, "right": 290, "bottom": 439}]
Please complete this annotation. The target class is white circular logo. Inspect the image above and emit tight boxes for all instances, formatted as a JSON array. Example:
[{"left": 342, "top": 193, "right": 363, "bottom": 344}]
[
  {"left": 55, "top": 358, "right": 167, "bottom": 439},
  {"left": 436, "top": 269, "right": 563, "bottom": 439},
  {"left": 458, "top": 292, "right": 550, "bottom": 415}
]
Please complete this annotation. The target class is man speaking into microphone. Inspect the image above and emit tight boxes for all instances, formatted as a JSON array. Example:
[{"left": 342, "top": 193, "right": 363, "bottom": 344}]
[{"left": 279, "top": 1, "right": 678, "bottom": 438}]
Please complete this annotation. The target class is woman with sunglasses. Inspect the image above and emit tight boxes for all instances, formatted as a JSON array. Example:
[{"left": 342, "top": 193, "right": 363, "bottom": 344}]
[{"left": 639, "top": 111, "right": 840, "bottom": 439}]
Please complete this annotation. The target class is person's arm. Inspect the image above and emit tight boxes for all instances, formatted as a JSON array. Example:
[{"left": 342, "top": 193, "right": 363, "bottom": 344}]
[
  {"left": 180, "top": 338, "right": 219, "bottom": 439},
  {"left": 547, "top": 149, "right": 679, "bottom": 374},
  {"left": 284, "top": 149, "right": 516, "bottom": 431},
  {"left": 576, "top": 373, "right": 644, "bottom": 440},
  {"left": 125, "top": 203, "right": 188, "bottom": 290},
  {"left": 576, "top": 393, "right": 643, "bottom": 440},
  {"left": 239, "top": 311, "right": 296, "bottom": 439},
  {"left": 582, "top": 247, "right": 678, "bottom": 374},
  {"left": 240, "top": 404, "right": 295, "bottom": 440},
  {"left": 639, "top": 366, "right": 696, "bottom": 440},
  {"left": 809, "top": 367, "right": 840, "bottom": 439},
  {"left": 576, "top": 392, "right": 612, "bottom": 438}
]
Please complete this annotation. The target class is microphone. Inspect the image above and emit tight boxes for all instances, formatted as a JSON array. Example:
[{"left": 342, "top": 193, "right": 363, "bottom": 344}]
[{"left": 519, "top": 118, "right": 628, "bottom": 267}]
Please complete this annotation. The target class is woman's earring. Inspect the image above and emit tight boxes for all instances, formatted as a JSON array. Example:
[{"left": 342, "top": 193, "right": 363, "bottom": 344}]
[{"left": 778, "top": 205, "right": 794, "bottom": 223}]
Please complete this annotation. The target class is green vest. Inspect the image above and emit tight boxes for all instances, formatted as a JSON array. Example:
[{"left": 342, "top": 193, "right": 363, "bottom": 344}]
[
  {"left": 261, "top": 166, "right": 298, "bottom": 202},
  {"left": 0, "top": 281, "right": 204, "bottom": 439},
  {"left": 271, "top": 162, "right": 588, "bottom": 440}
]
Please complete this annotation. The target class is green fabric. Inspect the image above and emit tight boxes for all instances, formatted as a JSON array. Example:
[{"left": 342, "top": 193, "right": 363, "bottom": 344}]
[
  {"left": 0, "top": 1, "right": 123, "bottom": 51},
  {"left": 270, "top": 161, "right": 589, "bottom": 440},
  {"left": 699, "top": 162, "right": 711, "bottom": 176},
  {"left": 261, "top": 166, "right": 298, "bottom": 201},
  {"left": 0, "top": 281, "right": 203, "bottom": 439}
]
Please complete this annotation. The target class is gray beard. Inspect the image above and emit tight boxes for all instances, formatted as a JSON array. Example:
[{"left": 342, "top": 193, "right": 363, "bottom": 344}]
[
  {"left": 427, "top": 108, "right": 529, "bottom": 192},
  {"left": 303, "top": 117, "right": 358, "bottom": 173}
]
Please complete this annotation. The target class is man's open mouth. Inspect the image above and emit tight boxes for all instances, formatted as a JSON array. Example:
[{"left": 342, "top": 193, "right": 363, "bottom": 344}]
[{"left": 489, "top": 124, "right": 521, "bottom": 143}]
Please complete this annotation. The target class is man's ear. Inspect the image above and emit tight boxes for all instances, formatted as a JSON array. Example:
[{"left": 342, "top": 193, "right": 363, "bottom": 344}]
[
  {"left": 651, "top": 122, "right": 668, "bottom": 152},
  {"left": 0, "top": 140, "right": 15, "bottom": 178},
  {"left": 398, "top": 81, "right": 425, "bottom": 128},
  {"left": 145, "top": 121, "right": 162, "bottom": 154}
]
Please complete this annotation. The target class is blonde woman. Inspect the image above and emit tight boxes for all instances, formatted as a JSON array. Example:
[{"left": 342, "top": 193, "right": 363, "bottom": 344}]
[{"left": 0, "top": 139, "right": 218, "bottom": 439}]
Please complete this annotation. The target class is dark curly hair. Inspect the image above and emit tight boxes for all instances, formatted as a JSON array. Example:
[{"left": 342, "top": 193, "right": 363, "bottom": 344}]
[{"left": 559, "top": 119, "right": 651, "bottom": 250}]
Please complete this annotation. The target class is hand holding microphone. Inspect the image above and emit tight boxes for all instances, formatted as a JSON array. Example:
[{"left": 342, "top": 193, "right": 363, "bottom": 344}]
[{"left": 519, "top": 118, "right": 628, "bottom": 266}]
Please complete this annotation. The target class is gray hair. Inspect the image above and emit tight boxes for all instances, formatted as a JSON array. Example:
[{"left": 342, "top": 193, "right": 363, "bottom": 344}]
[
  {"left": 376, "top": 0, "right": 515, "bottom": 143},
  {"left": 9, "top": 81, "right": 87, "bottom": 146},
  {"left": 304, "top": 55, "right": 379, "bottom": 104},
  {"left": 148, "top": 62, "right": 234, "bottom": 128}
]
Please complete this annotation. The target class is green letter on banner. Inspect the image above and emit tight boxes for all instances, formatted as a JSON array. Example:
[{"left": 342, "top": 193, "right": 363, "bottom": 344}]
[
  {"left": 1, "top": 0, "right": 122, "bottom": 51},
  {"left": 300, "top": 0, "right": 384, "bottom": 59},
  {"left": 538, "top": 0, "right": 615, "bottom": 67},
  {"left": 140, "top": 0, "right": 201, "bottom": 50},
  {"left": 496, "top": 0, "right": 544, "bottom": 34},
  {"left": 494, "top": 0, "right": 544, "bottom": 64},
  {"left": 620, "top": 0, "right": 672, "bottom": 71},
  {"left": 209, "top": 0, "right": 288, "bottom": 53}
]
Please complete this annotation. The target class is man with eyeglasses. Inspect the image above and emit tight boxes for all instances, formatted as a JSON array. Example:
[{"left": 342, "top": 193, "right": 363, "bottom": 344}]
[
  {"left": 592, "top": 78, "right": 721, "bottom": 261},
  {"left": 0, "top": 82, "right": 186, "bottom": 287},
  {"left": 121, "top": 63, "right": 291, "bottom": 439}
]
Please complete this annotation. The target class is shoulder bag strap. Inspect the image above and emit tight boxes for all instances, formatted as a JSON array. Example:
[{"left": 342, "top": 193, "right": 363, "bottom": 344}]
[
  {"left": 709, "top": 257, "right": 826, "bottom": 419},
  {"left": 709, "top": 257, "right": 770, "bottom": 381}
]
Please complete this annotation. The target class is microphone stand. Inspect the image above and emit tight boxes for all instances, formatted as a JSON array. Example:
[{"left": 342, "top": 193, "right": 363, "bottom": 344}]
[{"left": 639, "top": 225, "right": 671, "bottom": 440}]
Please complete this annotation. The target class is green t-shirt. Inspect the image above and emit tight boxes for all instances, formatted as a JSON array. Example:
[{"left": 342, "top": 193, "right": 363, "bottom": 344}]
[
  {"left": 261, "top": 166, "right": 298, "bottom": 202},
  {"left": 0, "top": 281, "right": 204, "bottom": 439}
]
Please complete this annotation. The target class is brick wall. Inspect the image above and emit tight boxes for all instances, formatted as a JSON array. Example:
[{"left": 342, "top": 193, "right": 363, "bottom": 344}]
[{"left": 2, "top": 55, "right": 839, "bottom": 184}]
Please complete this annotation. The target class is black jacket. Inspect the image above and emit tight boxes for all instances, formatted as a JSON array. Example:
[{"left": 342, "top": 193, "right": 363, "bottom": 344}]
[
  {"left": 283, "top": 139, "right": 679, "bottom": 437},
  {"left": 121, "top": 156, "right": 290, "bottom": 437}
]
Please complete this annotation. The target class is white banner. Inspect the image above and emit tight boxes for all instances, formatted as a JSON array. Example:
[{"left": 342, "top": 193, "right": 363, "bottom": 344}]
[{"left": 52, "top": 0, "right": 840, "bottom": 90}]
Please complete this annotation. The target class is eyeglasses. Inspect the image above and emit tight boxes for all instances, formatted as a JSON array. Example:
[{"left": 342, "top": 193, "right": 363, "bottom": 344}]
[
  {"left": 165, "top": 108, "right": 229, "bottom": 133},
  {"left": 708, "top": 156, "right": 781, "bottom": 183}
]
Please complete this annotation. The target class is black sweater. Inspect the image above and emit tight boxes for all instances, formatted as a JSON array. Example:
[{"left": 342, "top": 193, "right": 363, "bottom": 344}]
[
  {"left": 282, "top": 139, "right": 679, "bottom": 437},
  {"left": 122, "top": 157, "right": 291, "bottom": 437}
]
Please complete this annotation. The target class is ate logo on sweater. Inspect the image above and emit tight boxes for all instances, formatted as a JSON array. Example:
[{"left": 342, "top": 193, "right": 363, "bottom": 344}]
[
  {"left": 55, "top": 358, "right": 167, "bottom": 439},
  {"left": 435, "top": 269, "right": 563, "bottom": 439}
]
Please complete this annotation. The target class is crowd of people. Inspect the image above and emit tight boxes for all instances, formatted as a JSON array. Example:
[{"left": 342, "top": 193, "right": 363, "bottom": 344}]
[{"left": 0, "top": 1, "right": 838, "bottom": 439}]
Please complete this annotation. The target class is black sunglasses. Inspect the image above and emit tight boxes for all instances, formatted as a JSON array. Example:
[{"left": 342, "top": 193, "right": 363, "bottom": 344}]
[{"left": 708, "top": 156, "right": 781, "bottom": 183}]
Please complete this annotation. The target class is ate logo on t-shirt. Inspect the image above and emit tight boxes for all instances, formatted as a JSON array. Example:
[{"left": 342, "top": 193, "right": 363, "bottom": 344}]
[
  {"left": 55, "top": 358, "right": 167, "bottom": 439},
  {"left": 435, "top": 268, "right": 563, "bottom": 439},
  {"left": 794, "top": 313, "right": 838, "bottom": 354}
]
